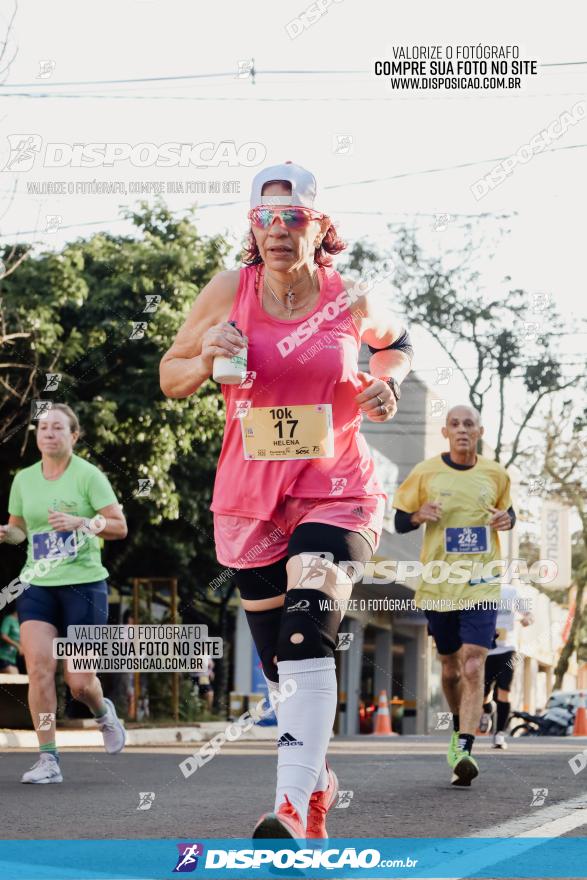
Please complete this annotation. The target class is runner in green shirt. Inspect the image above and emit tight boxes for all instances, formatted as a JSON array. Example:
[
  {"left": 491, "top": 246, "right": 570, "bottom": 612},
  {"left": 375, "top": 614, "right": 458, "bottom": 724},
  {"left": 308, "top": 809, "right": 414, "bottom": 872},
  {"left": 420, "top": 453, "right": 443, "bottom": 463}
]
[
  {"left": 0, "top": 610, "right": 21, "bottom": 673},
  {"left": 0, "top": 404, "right": 128, "bottom": 783}
]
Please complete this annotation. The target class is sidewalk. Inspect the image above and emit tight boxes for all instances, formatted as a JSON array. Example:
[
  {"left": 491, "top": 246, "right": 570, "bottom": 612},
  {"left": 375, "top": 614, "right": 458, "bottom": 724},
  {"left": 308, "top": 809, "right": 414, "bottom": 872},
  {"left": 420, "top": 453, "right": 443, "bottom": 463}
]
[
  {"left": 3, "top": 727, "right": 585, "bottom": 750},
  {"left": 0, "top": 722, "right": 278, "bottom": 749}
]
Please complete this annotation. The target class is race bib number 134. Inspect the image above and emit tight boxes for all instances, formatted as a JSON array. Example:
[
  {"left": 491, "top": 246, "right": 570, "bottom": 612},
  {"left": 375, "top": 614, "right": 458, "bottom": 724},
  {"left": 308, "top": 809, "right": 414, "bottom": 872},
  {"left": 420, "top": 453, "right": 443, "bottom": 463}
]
[{"left": 240, "top": 404, "right": 334, "bottom": 461}]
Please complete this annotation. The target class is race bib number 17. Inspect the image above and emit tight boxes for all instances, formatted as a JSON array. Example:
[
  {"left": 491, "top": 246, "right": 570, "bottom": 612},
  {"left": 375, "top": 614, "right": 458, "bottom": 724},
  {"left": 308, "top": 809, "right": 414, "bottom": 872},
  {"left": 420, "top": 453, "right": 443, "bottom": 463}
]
[{"left": 240, "top": 404, "right": 334, "bottom": 461}]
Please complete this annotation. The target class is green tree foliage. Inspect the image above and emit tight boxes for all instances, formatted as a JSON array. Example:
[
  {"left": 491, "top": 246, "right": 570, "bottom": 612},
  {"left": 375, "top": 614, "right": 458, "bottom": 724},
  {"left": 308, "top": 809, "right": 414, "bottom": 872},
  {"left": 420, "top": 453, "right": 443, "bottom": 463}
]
[
  {"left": 0, "top": 202, "right": 237, "bottom": 704},
  {"left": 341, "top": 225, "right": 575, "bottom": 466}
]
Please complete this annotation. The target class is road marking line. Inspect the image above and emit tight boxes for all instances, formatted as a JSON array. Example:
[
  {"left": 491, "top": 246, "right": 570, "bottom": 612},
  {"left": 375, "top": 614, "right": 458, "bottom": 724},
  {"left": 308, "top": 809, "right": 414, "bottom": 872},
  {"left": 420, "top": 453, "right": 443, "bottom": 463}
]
[
  {"left": 517, "top": 807, "right": 587, "bottom": 837},
  {"left": 426, "top": 794, "right": 587, "bottom": 880},
  {"left": 469, "top": 792, "right": 587, "bottom": 838}
]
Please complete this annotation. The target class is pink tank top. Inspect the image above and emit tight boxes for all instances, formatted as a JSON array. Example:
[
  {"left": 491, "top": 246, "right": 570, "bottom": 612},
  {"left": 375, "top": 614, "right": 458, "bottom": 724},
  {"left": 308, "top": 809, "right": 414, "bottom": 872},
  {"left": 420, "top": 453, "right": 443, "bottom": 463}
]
[{"left": 210, "top": 263, "right": 384, "bottom": 520}]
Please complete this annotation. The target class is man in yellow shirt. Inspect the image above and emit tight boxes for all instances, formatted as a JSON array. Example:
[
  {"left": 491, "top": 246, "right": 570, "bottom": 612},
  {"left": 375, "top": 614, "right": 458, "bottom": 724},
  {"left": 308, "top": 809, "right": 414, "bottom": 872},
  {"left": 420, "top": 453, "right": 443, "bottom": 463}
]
[{"left": 393, "top": 405, "right": 515, "bottom": 787}]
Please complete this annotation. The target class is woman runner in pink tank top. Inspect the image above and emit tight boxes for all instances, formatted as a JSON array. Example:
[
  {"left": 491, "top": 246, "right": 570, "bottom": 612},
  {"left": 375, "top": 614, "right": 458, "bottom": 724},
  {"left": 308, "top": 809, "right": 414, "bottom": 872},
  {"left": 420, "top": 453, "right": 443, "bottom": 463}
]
[{"left": 160, "top": 162, "right": 413, "bottom": 840}]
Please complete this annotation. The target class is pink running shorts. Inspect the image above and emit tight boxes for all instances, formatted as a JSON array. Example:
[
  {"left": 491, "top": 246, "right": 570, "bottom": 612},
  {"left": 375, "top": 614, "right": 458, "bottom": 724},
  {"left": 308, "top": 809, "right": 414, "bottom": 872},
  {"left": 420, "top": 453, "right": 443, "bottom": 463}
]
[{"left": 214, "top": 494, "right": 386, "bottom": 569}]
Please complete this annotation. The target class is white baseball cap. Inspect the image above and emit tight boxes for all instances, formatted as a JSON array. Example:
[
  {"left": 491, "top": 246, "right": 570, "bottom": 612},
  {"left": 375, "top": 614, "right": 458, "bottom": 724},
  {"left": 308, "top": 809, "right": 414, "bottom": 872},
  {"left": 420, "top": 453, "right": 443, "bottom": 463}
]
[{"left": 249, "top": 161, "right": 318, "bottom": 210}]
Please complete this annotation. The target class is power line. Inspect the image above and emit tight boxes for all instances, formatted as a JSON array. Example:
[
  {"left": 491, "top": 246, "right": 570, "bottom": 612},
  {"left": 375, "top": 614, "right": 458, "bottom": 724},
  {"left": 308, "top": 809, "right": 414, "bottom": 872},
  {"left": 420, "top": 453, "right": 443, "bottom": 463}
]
[
  {"left": 336, "top": 209, "right": 513, "bottom": 218},
  {"left": 2, "top": 62, "right": 584, "bottom": 90},
  {"left": 3, "top": 90, "right": 586, "bottom": 104},
  {"left": 0, "top": 203, "right": 514, "bottom": 226},
  {"left": 322, "top": 144, "right": 587, "bottom": 192},
  {"left": 2, "top": 141, "right": 586, "bottom": 239},
  {"left": 540, "top": 61, "right": 587, "bottom": 67},
  {"left": 0, "top": 217, "right": 130, "bottom": 236},
  {"left": 1, "top": 71, "right": 238, "bottom": 88}
]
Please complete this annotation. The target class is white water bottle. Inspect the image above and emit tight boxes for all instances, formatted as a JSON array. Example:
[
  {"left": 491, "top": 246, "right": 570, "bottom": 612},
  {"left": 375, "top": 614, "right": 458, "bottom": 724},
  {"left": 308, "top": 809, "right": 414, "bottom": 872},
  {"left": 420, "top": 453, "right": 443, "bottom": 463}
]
[{"left": 212, "top": 321, "right": 247, "bottom": 385}]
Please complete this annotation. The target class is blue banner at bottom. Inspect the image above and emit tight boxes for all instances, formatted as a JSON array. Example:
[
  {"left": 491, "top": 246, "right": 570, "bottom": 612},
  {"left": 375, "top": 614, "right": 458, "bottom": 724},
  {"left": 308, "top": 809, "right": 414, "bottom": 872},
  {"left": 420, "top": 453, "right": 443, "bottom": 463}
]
[{"left": 0, "top": 838, "right": 586, "bottom": 880}]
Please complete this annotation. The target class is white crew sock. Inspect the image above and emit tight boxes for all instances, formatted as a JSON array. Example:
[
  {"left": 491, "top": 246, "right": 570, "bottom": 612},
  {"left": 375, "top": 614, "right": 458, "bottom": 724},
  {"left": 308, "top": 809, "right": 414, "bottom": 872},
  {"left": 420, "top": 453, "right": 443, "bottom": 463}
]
[
  {"left": 265, "top": 674, "right": 329, "bottom": 793},
  {"left": 274, "top": 657, "right": 336, "bottom": 824}
]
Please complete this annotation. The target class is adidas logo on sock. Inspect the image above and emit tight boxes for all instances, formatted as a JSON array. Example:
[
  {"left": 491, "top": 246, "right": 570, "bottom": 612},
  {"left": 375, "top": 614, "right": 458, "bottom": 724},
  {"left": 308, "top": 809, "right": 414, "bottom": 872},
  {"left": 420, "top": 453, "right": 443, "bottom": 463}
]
[{"left": 277, "top": 731, "right": 303, "bottom": 747}]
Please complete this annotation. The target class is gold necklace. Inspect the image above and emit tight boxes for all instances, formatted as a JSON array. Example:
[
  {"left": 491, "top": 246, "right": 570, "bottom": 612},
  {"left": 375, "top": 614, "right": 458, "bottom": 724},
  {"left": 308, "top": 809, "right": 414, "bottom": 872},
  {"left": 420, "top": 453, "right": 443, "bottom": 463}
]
[
  {"left": 265, "top": 270, "right": 308, "bottom": 292},
  {"left": 264, "top": 272, "right": 318, "bottom": 318}
]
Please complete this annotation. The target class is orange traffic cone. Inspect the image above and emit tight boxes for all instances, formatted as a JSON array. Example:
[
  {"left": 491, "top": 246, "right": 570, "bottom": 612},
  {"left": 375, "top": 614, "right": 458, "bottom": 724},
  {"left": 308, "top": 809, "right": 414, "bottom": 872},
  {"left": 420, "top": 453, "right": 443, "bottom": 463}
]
[
  {"left": 373, "top": 690, "right": 396, "bottom": 736},
  {"left": 573, "top": 694, "right": 587, "bottom": 736}
]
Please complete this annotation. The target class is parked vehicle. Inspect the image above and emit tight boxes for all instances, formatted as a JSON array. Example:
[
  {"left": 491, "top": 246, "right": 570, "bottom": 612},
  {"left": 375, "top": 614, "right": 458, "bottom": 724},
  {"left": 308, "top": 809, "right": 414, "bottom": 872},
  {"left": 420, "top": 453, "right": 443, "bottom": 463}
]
[
  {"left": 509, "top": 703, "right": 576, "bottom": 737},
  {"left": 546, "top": 690, "right": 587, "bottom": 712}
]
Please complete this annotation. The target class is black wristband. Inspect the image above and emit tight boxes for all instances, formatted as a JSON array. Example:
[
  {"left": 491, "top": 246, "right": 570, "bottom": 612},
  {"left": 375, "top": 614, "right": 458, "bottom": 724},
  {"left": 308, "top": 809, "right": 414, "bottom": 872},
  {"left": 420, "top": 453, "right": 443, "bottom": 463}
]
[
  {"left": 394, "top": 509, "right": 419, "bottom": 533},
  {"left": 367, "top": 328, "right": 414, "bottom": 361}
]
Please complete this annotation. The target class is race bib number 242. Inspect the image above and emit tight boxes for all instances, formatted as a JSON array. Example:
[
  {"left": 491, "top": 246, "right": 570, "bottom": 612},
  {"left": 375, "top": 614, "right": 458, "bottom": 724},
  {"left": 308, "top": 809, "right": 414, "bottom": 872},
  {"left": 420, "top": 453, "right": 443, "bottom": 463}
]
[{"left": 444, "top": 526, "right": 489, "bottom": 554}]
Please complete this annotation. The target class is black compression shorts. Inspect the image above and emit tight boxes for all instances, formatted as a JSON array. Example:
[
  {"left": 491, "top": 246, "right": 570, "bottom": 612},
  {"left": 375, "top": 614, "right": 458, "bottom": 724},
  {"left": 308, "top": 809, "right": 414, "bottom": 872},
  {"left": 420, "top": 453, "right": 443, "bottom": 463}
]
[
  {"left": 484, "top": 650, "right": 515, "bottom": 693},
  {"left": 234, "top": 521, "right": 375, "bottom": 602}
]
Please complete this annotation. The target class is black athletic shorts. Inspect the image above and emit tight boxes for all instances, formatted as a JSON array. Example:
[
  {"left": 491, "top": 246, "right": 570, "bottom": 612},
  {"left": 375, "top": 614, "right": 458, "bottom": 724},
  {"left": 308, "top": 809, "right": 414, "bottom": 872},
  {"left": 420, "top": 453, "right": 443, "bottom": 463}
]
[
  {"left": 17, "top": 580, "right": 108, "bottom": 635},
  {"left": 234, "top": 522, "right": 374, "bottom": 602},
  {"left": 425, "top": 604, "right": 499, "bottom": 655},
  {"left": 484, "top": 650, "right": 515, "bottom": 693}
]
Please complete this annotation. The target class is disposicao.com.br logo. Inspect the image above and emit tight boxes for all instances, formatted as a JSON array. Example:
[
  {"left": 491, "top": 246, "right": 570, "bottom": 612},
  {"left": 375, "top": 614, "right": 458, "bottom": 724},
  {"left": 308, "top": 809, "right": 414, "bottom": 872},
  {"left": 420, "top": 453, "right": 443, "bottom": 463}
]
[
  {"left": 173, "top": 843, "right": 204, "bottom": 873},
  {"left": 1, "top": 135, "right": 266, "bottom": 171},
  {"left": 194, "top": 846, "right": 418, "bottom": 871}
]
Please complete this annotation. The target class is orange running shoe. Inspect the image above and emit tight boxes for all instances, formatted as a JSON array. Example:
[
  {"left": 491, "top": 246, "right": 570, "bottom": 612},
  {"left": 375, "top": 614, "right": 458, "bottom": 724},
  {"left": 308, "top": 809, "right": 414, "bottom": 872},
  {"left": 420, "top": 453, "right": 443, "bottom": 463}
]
[
  {"left": 306, "top": 764, "right": 339, "bottom": 839},
  {"left": 253, "top": 795, "right": 306, "bottom": 839}
]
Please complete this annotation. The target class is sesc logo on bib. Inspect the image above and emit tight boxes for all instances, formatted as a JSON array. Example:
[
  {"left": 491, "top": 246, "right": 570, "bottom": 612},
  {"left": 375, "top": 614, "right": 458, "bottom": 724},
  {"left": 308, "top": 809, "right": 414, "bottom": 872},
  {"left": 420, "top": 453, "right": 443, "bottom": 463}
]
[{"left": 444, "top": 526, "right": 489, "bottom": 554}]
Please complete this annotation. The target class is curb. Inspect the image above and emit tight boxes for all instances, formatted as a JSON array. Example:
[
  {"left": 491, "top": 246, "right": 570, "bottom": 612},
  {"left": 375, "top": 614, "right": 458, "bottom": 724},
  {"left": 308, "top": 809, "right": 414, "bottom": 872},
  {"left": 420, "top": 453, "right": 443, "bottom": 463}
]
[{"left": 0, "top": 722, "right": 278, "bottom": 749}]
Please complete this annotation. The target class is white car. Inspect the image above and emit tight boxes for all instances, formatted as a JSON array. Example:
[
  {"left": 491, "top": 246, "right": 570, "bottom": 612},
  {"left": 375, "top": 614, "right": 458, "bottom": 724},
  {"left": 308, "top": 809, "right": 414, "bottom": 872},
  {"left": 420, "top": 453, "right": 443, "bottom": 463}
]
[{"left": 546, "top": 690, "right": 587, "bottom": 711}]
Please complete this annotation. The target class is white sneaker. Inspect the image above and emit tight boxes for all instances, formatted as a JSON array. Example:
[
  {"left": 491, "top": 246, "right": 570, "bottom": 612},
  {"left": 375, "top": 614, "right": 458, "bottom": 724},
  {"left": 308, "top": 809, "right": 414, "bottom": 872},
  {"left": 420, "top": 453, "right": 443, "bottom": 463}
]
[
  {"left": 96, "top": 698, "right": 126, "bottom": 754},
  {"left": 492, "top": 732, "right": 508, "bottom": 750},
  {"left": 479, "top": 712, "right": 493, "bottom": 734},
  {"left": 21, "top": 753, "right": 63, "bottom": 784}
]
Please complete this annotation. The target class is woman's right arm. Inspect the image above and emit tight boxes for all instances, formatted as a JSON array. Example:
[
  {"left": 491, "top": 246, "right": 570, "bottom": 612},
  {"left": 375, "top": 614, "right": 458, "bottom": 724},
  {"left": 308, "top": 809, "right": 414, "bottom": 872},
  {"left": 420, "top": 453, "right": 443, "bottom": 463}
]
[
  {"left": 0, "top": 515, "right": 27, "bottom": 545},
  {"left": 159, "top": 270, "right": 243, "bottom": 399}
]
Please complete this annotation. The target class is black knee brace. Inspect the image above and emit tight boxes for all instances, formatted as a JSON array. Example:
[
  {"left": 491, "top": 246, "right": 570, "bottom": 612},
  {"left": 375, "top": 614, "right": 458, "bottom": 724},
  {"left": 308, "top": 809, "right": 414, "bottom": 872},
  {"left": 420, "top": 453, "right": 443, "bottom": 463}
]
[
  {"left": 244, "top": 606, "right": 282, "bottom": 683},
  {"left": 234, "top": 558, "right": 288, "bottom": 602},
  {"left": 276, "top": 589, "right": 340, "bottom": 662}
]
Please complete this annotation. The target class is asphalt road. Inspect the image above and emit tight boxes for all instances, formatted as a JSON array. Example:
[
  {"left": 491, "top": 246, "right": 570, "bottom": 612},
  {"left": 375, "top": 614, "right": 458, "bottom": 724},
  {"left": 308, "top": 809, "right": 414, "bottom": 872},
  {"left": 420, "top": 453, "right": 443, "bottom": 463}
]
[{"left": 2, "top": 735, "right": 587, "bottom": 841}]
